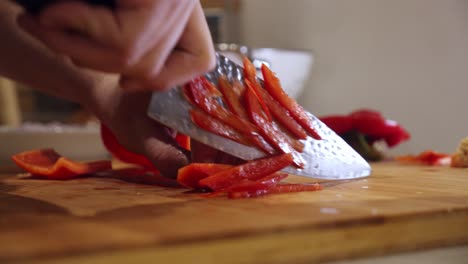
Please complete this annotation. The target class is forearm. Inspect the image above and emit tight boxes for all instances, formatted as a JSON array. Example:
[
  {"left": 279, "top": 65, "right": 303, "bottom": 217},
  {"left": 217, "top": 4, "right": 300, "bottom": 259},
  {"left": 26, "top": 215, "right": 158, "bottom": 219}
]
[{"left": 0, "top": 2, "right": 100, "bottom": 104}]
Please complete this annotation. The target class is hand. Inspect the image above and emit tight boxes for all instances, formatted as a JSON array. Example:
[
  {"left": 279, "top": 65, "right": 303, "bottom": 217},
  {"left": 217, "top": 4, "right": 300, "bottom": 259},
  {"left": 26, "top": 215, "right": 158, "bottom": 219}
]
[
  {"left": 17, "top": 0, "right": 216, "bottom": 92},
  {"left": 0, "top": 1, "right": 190, "bottom": 178},
  {"left": 80, "top": 72, "right": 190, "bottom": 178}
]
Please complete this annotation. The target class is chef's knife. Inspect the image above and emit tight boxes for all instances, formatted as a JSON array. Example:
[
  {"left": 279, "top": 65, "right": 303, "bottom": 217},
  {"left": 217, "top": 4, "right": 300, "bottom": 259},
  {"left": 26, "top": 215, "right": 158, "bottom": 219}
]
[
  {"left": 14, "top": 0, "right": 371, "bottom": 180},
  {"left": 148, "top": 54, "right": 371, "bottom": 180}
]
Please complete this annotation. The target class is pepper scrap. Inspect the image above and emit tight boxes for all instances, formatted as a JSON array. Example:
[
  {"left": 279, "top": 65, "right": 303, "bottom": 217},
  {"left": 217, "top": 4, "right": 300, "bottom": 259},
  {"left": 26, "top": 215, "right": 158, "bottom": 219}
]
[
  {"left": 320, "top": 109, "right": 410, "bottom": 161},
  {"left": 395, "top": 150, "right": 452, "bottom": 166},
  {"left": 11, "top": 149, "right": 111, "bottom": 180}
]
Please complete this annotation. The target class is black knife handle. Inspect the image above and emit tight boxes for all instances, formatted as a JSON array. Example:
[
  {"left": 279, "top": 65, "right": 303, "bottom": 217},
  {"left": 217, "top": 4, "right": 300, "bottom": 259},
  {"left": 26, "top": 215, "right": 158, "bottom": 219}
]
[{"left": 13, "top": 0, "right": 116, "bottom": 15}]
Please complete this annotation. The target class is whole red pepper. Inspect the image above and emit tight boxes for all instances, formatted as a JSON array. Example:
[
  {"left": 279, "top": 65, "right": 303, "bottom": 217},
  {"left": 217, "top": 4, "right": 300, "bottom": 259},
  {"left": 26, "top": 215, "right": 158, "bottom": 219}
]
[{"left": 320, "top": 109, "right": 410, "bottom": 161}]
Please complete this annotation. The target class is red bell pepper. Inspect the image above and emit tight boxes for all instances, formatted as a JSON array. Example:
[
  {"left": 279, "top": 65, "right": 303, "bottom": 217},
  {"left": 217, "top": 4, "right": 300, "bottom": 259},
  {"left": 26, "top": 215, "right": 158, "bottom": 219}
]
[
  {"left": 11, "top": 149, "right": 111, "bottom": 180},
  {"left": 199, "top": 153, "right": 294, "bottom": 191},
  {"left": 319, "top": 115, "right": 354, "bottom": 135},
  {"left": 349, "top": 109, "right": 410, "bottom": 147},
  {"left": 320, "top": 109, "right": 410, "bottom": 148},
  {"left": 261, "top": 64, "right": 321, "bottom": 140},
  {"left": 319, "top": 109, "right": 410, "bottom": 161}
]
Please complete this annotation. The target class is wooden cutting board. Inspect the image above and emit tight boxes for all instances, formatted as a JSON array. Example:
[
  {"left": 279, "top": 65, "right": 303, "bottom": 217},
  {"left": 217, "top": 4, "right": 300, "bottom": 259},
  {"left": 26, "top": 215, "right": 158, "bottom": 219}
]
[{"left": 1, "top": 162, "right": 467, "bottom": 264}]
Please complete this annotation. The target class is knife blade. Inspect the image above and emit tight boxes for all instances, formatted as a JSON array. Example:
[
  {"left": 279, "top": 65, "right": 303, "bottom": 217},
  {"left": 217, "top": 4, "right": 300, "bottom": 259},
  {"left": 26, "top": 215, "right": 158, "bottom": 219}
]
[{"left": 148, "top": 54, "right": 371, "bottom": 180}]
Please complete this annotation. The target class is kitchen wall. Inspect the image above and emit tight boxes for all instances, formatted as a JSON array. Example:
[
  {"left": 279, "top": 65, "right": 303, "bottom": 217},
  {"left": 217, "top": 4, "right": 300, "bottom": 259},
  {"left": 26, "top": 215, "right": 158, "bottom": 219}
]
[{"left": 240, "top": 0, "right": 468, "bottom": 154}]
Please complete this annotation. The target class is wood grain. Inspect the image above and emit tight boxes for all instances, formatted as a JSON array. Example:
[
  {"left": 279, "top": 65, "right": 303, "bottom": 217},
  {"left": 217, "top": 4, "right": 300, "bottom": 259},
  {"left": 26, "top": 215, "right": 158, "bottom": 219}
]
[{"left": 1, "top": 163, "right": 468, "bottom": 263}]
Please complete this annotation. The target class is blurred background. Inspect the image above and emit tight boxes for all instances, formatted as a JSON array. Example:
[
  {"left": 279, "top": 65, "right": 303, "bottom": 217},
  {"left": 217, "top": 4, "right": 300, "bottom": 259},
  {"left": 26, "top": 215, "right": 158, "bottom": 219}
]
[{"left": 1, "top": 0, "right": 467, "bottom": 156}]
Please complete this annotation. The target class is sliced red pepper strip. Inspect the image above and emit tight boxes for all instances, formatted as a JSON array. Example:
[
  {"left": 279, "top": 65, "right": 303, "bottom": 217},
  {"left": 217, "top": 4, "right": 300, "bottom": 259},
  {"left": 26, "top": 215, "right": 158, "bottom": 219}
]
[
  {"left": 255, "top": 172, "right": 288, "bottom": 185},
  {"left": 11, "top": 149, "right": 111, "bottom": 180},
  {"left": 243, "top": 57, "right": 272, "bottom": 121},
  {"left": 189, "top": 77, "right": 250, "bottom": 133},
  {"left": 232, "top": 80, "right": 246, "bottom": 97},
  {"left": 201, "top": 172, "right": 289, "bottom": 198},
  {"left": 217, "top": 75, "right": 248, "bottom": 119},
  {"left": 256, "top": 87, "right": 307, "bottom": 139},
  {"left": 245, "top": 79, "right": 305, "bottom": 158},
  {"left": 177, "top": 163, "right": 233, "bottom": 189},
  {"left": 261, "top": 64, "right": 321, "bottom": 140},
  {"left": 190, "top": 109, "right": 251, "bottom": 146},
  {"left": 188, "top": 77, "right": 275, "bottom": 155},
  {"left": 228, "top": 183, "right": 323, "bottom": 199},
  {"left": 199, "top": 153, "right": 293, "bottom": 191},
  {"left": 100, "top": 124, "right": 158, "bottom": 172},
  {"left": 200, "top": 75, "right": 223, "bottom": 97}
]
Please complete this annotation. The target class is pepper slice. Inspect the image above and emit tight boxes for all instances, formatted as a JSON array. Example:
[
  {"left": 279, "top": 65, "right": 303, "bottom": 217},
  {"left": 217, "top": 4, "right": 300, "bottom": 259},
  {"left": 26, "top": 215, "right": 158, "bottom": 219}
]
[
  {"left": 395, "top": 150, "right": 451, "bottom": 166},
  {"left": 261, "top": 64, "right": 321, "bottom": 140},
  {"left": 177, "top": 163, "right": 233, "bottom": 189},
  {"left": 201, "top": 172, "right": 289, "bottom": 198},
  {"left": 245, "top": 79, "right": 305, "bottom": 163},
  {"left": 11, "top": 149, "right": 111, "bottom": 180},
  {"left": 199, "top": 153, "right": 294, "bottom": 191},
  {"left": 217, "top": 75, "right": 248, "bottom": 119},
  {"left": 228, "top": 183, "right": 323, "bottom": 199},
  {"left": 188, "top": 77, "right": 253, "bottom": 134},
  {"left": 188, "top": 77, "right": 276, "bottom": 155},
  {"left": 243, "top": 57, "right": 272, "bottom": 121},
  {"left": 100, "top": 124, "right": 157, "bottom": 172},
  {"left": 175, "top": 133, "right": 191, "bottom": 151},
  {"left": 256, "top": 87, "right": 308, "bottom": 140}
]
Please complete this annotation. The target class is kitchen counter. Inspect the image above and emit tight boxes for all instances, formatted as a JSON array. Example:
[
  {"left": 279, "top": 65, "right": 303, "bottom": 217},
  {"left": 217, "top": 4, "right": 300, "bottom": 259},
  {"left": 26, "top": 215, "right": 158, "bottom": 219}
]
[{"left": 1, "top": 162, "right": 467, "bottom": 264}]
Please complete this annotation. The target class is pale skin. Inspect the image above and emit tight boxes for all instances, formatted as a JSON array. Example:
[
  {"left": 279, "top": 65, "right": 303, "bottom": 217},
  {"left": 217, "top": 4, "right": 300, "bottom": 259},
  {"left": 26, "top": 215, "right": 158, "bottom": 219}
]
[{"left": 0, "top": 0, "right": 216, "bottom": 178}]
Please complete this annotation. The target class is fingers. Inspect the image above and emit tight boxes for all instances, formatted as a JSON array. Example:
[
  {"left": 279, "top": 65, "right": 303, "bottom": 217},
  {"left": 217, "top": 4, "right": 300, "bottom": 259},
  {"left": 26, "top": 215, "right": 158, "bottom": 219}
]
[
  {"left": 120, "top": 3, "right": 216, "bottom": 91},
  {"left": 17, "top": 13, "right": 124, "bottom": 72},
  {"left": 18, "top": 0, "right": 215, "bottom": 93}
]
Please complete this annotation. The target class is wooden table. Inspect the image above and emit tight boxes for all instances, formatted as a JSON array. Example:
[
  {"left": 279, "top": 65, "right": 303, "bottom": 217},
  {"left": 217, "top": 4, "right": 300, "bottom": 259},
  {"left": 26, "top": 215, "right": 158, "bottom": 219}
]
[{"left": 1, "top": 162, "right": 467, "bottom": 263}]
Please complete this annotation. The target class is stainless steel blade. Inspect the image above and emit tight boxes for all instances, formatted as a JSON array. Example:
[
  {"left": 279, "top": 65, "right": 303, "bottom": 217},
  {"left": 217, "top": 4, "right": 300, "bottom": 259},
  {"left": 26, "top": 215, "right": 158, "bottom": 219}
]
[{"left": 147, "top": 54, "right": 371, "bottom": 180}]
